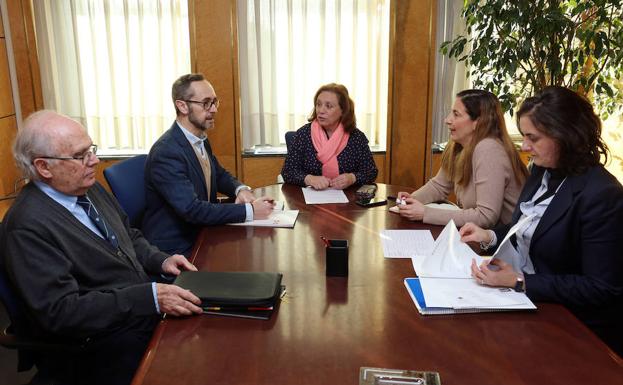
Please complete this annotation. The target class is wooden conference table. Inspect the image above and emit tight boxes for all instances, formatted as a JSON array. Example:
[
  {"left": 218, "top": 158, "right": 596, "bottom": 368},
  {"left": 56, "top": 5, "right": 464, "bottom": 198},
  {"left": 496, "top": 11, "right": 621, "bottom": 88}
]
[{"left": 133, "top": 183, "right": 622, "bottom": 385}]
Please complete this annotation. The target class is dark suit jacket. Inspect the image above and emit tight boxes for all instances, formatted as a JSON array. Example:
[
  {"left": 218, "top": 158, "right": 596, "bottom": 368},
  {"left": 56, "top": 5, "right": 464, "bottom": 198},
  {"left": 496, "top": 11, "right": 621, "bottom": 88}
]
[
  {"left": 2, "top": 182, "right": 167, "bottom": 343},
  {"left": 494, "top": 165, "right": 623, "bottom": 353},
  {"left": 142, "top": 122, "right": 246, "bottom": 255}
]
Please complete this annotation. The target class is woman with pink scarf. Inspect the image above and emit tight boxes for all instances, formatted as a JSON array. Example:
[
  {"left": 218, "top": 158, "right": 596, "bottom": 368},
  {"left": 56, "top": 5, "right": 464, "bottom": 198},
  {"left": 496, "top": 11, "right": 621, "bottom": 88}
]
[{"left": 281, "top": 83, "right": 378, "bottom": 190}]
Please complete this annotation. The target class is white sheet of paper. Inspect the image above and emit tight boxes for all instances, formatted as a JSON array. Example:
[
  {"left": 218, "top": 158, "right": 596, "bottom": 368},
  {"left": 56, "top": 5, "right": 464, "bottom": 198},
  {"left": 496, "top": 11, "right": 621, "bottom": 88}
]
[
  {"left": 412, "top": 219, "right": 483, "bottom": 278},
  {"left": 302, "top": 187, "right": 349, "bottom": 204},
  {"left": 388, "top": 202, "right": 460, "bottom": 214},
  {"left": 491, "top": 214, "right": 536, "bottom": 273},
  {"left": 228, "top": 210, "right": 299, "bottom": 228},
  {"left": 419, "top": 277, "right": 535, "bottom": 309},
  {"left": 380, "top": 230, "right": 435, "bottom": 258},
  {"left": 424, "top": 202, "right": 460, "bottom": 211}
]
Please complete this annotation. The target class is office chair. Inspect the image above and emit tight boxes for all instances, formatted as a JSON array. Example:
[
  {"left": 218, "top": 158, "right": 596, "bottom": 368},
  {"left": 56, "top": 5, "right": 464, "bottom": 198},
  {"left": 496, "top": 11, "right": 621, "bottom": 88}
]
[
  {"left": 284, "top": 131, "right": 296, "bottom": 152},
  {"left": 276, "top": 131, "right": 297, "bottom": 184},
  {"left": 103, "top": 154, "right": 148, "bottom": 228}
]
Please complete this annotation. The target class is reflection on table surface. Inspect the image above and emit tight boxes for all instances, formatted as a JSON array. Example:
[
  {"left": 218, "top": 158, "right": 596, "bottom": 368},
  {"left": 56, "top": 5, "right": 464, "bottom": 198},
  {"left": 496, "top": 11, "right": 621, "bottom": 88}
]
[{"left": 132, "top": 184, "right": 623, "bottom": 385}]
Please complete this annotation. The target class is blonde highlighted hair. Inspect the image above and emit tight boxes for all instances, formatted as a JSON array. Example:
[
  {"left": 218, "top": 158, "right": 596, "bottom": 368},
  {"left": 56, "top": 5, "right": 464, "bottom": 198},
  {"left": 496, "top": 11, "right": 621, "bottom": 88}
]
[{"left": 441, "top": 89, "right": 528, "bottom": 187}]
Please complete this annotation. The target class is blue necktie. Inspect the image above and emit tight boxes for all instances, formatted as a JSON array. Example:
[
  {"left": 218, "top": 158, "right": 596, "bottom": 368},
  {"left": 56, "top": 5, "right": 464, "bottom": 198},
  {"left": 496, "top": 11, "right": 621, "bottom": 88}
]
[{"left": 76, "top": 195, "right": 119, "bottom": 248}]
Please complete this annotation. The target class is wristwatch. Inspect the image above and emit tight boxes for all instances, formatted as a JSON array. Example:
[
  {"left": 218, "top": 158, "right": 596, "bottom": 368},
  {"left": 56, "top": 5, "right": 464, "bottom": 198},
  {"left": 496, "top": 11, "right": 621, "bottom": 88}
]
[
  {"left": 238, "top": 186, "right": 252, "bottom": 194},
  {"left": 513, "top": 276, "right": 525, "bottom": 292}
]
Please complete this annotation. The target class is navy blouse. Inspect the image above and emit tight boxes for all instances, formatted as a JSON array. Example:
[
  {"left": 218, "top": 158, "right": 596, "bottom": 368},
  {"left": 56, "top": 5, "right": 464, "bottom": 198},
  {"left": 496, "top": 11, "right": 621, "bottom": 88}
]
[{"left": 281, "top": 123, "right": 378, "bottom": 186}]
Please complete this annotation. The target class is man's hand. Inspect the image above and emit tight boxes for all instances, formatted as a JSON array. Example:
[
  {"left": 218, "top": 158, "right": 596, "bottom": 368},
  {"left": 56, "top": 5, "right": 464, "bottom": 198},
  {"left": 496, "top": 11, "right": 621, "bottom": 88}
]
[
  {"left": 235, "top": 188, "right": 256, "bottom": 204},
  {"left": 156, "top": 284, "right": 203, "bottom": 316},
  {"left": 161, "top": 254, "right": 198, "bottom": 276},
  {"left": 252, "top": 197, "right": 274, "bottom": 219},
  {"left": 329, "top": 173, "right": 356, "bottom": 190},
  {"left": 304, "top": 175, "right": 330, "bottom": 190},
  {"left": 397, "top": 196, "right": 425, "bottom": 221}
]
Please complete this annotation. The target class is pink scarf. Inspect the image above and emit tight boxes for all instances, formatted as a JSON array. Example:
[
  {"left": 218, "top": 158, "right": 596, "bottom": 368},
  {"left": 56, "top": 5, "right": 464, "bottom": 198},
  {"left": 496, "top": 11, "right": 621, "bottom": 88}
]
[{"left": 311, "top": 120, "right": 350, "bottom": 179}]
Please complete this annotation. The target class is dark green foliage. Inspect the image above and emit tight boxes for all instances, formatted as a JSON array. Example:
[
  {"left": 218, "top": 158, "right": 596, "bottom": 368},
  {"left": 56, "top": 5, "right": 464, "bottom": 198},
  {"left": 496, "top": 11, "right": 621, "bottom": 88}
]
[{"left": 440, "top": 0, "right": 623, "bottom": 117}]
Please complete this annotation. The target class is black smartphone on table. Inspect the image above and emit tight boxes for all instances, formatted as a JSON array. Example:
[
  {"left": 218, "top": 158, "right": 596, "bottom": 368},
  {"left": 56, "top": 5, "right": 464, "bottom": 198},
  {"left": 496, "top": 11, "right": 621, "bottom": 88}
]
[{"left": 355, "top": 197, "right": 388, "bottom": 208}]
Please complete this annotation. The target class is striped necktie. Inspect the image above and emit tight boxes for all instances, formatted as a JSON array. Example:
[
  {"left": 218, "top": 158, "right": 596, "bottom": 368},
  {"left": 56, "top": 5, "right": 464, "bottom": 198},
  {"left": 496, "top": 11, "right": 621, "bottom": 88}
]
[{"left": 76, "top": 195, "right": 119, "bottom": 248}]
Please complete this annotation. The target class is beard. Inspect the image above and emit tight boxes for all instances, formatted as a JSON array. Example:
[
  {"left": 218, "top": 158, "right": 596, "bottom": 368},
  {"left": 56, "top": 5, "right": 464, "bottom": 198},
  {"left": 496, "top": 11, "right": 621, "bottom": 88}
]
[{"left": 188, "top": 110, "right": 214, "bottom": 132}]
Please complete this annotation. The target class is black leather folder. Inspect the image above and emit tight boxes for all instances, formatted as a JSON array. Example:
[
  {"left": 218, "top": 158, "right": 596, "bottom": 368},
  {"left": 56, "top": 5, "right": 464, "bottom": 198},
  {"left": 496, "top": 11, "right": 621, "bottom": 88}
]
[{"left": 173, "top": 271, "right": 284, "bottom": 319}]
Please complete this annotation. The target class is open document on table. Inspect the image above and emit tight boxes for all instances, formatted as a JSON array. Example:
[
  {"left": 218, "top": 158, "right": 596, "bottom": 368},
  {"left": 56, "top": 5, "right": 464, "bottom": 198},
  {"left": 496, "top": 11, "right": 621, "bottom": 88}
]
[
  {"left": 228, "top": 201, "right": 299, "bottom": 228},
  {"left": 404, "top": 220, "right": 536, "bottom": 315},
  {"left": 302, "top": 187, "right": 349, "bottom": 204},
  {"left": 411, "top": 219, "right": 484, "bottom": 278}
]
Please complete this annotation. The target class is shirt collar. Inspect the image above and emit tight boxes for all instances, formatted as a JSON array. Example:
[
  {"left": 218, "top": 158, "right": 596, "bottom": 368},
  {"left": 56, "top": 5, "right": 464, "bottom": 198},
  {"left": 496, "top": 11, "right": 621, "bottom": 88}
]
[
  {"left": 176, "top": 121, "right": 206, "bottom": 148},
  {"left": 34, "top": 180, "right": 80, "bottom": 210}
]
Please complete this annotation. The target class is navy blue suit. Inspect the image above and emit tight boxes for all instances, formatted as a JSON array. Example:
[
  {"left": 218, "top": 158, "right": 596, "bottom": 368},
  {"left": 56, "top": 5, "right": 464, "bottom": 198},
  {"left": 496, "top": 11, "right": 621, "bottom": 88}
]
[
  {"left": 494, "top": 165, "right": 623, "bottom": 354},
  {"left": 142, "top": 123, "right": 246, "bottom": 255}
]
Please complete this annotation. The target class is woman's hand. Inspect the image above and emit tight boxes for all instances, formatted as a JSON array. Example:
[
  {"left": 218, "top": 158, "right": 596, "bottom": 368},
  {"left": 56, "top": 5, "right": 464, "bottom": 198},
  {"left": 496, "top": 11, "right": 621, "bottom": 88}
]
[
  {"left": 471, "top": 258, "right": 521, "bottom": 288},
  {"left": 305, "top": 175, "right": 331, "bottom": 190},
  {"left": 397, "top": 196, "right": 425, "bottom": 221},
  {"left": 459, "top": 222, "right": 491, "bottom": 244},
  {"left": 329, "top": 173, "right": 356, "bottom": 189}
]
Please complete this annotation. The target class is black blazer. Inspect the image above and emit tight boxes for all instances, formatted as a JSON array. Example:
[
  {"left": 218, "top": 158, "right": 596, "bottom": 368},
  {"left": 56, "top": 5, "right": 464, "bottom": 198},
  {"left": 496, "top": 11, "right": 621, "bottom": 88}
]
[
  {"left": 495, "top": 165, "right": 623, "bottom": 354},
  {"left": 142, "top": 123, "right": 246, "bottom": 255}
]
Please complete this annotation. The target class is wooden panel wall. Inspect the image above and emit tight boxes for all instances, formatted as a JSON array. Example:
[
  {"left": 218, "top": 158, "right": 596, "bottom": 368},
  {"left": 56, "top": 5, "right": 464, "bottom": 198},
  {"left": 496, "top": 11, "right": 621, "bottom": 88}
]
[
  {"left": 5, "top": 0, "right": 41, "bottom": 118},
  {"left": 240, "top": 154, "right": 387, "bottom": 189},
  {"left": 189, "top": 0, "right": 437, "bottom": 191},
  {"left": 0, "top": 0, "right": 43, "bottom": 219},
  {"left": 0, "top": 12, "right": 18, "bottom": 218},
  {"left": 390, "top": 0, "right": 436, "bottom": 189},
  {"left": 3, "top": 0, "right": 438, "bottom": 213},
  {"left": 188, "top": 0, "right": 240, "bottom": 177}
]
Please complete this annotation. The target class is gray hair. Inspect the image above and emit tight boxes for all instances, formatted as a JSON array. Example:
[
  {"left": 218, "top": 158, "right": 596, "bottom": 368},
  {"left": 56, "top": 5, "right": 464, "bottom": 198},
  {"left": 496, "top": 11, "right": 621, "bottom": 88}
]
[{"left": 13, "top": 110, "right": 63, "bottom": 180}]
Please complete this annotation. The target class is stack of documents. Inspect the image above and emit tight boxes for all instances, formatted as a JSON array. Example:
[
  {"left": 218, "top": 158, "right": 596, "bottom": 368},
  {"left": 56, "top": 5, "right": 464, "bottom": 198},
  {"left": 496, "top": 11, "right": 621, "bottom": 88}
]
[
  {"left": 405, "top": 277, "right": 536, "bottom": 315},
  {"left": 403, "top": 220, "right": 536, "bottom": 315}
]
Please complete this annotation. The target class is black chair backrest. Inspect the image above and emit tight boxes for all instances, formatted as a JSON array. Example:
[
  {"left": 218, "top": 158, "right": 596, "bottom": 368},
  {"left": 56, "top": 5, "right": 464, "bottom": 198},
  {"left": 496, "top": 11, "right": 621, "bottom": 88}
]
[
  {"left": 285, "top": 131, "right": 296, "bottom": 152},
  {"left": 0, "top": 222, "right": 21, "bottom": 322},
  {"left": 103, "top": 154, "right": 148, "bottom": 228}
]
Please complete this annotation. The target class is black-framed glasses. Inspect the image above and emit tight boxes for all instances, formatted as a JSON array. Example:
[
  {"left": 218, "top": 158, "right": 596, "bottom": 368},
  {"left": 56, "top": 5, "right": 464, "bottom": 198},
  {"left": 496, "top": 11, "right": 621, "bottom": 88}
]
[
  {"left": 37, "top": 144, "right": 98, "bottom": 165},
  {"left": 184, "top": 98, "right": 220, "bottom": 110}
]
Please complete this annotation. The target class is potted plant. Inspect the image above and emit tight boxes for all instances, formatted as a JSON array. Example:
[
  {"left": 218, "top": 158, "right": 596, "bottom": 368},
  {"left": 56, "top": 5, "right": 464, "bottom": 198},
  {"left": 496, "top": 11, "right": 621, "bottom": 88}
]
[{"left": 440, "top": 0, "right": 623, "bottom": 118}]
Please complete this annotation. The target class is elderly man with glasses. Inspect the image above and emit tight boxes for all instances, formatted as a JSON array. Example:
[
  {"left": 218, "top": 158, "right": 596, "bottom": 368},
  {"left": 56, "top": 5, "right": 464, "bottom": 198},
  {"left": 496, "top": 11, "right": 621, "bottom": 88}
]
[
  {"left": 1, "top": 110, "right": 203, "bottom": 385},
  {"left": 142, "top": 73, "right": 274, "bottom": 256}
]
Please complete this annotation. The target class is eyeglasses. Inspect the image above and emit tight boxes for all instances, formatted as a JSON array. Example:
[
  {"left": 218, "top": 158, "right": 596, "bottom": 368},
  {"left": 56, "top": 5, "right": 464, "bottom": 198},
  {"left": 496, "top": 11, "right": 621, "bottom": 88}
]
[
  {"left": 37, "top": 144, "right": 98, "bottom": 165},
  {"left": 184, "top": 98, "right": 220, "bottom": 110}
]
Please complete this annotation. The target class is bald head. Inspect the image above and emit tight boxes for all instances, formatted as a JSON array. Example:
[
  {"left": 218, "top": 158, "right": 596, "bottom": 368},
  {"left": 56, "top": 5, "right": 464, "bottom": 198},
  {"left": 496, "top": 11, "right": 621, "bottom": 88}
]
[{"left": 14, "top": 110, "right": 88, "bottom": 180}]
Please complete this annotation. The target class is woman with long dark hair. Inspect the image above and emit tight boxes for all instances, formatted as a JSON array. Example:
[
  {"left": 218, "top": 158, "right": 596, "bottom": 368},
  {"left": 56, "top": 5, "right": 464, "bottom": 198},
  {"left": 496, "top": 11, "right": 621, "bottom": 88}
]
[
  {"left": 462, "top": 86, "right": 623, "bottom": 356},
  {"left": 397, "top": 89, "right": 528, "bottom": 228}
]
